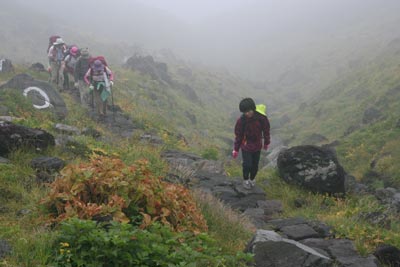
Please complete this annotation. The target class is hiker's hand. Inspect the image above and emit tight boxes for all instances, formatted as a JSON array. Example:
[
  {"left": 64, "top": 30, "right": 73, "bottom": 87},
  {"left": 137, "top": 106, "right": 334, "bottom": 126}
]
[
  {"left": 263, "top": 144, "right": 269, "bottom": 151},
  {"left": 232, "top": 150, "right": 238, "bottom": 159},
  {"left": 89, "top": 85, "right": 94, "bottom": 91},
  {"left": 110, "top": 81, "right": 114, "bottom": 86}
]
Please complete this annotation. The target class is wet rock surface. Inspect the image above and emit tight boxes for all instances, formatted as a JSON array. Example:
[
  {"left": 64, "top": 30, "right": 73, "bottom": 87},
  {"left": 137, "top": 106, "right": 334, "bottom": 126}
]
[
  {"left": 0, "top": 121, "right": 55, "bottom": 156},
  {"left": 162, "top": 150, "right": 381, "bottom": 267},
  {"left": 0, "top": 73, "right": 67, "bottom": 119},
  {"left": 277, "top": 145, "right": 346, "bottom": 195}
]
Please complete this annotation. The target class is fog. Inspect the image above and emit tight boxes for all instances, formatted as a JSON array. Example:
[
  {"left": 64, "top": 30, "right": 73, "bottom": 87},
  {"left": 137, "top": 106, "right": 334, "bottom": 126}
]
[{"left": 8, "top": 0, "right": 400, "bottom": 87}]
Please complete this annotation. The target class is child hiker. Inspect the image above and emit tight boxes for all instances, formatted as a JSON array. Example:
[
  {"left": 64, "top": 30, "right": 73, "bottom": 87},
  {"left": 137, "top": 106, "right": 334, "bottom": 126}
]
[{"left": 232, "top": 98, "right": 270, "bottom": 189}]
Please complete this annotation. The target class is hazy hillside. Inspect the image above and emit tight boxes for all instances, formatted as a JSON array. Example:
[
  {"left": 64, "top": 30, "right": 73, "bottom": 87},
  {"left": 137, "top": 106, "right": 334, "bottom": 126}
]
[
  {"left": 5, "top": 0, "right": 400, "bottom": 107},
  {"left": 3, "top": 2, "right": 400, "bottom": 266},
  {"left": 0, "top": 2, "right": 280, "bottom": 157},
  {"left": 278, "top": 38, "right": 400, "bottom": 187}
]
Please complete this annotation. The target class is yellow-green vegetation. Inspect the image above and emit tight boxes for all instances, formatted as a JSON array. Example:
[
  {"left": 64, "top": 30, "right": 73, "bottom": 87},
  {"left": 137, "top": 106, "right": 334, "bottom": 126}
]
[
  {"left": 277, "top": 45, "right": 400, "bottom": 187},
  {"left": 251, "top": 168, "right": 400, "bottom": 255},
  {"left": 194, "top": 190, "right": 255, "bottom": 253}
]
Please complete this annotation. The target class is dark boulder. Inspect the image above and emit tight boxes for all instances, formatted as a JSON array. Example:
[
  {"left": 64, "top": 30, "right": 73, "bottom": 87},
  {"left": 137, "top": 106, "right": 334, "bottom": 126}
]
[
  {"left": 0, "top": 73, "right": 67, "bottom": 119},
  {"left": 29, "top": 62, "right": 46, "bottom": 72},
  {"left": 0, "top": 121, "right": 55, "bottom": 156},
  {"left": 246, "top": 230, "right": 333, "bottom": 267},
  {"left": 125, "top": 55, "right": 172, "bottom": 84},
  {"left": 81, "top": 127, "right": 101, "bottom": 139},
  {"left": 374, "top": 244, "right": 400, "bottom": 267},
  {"left": 0, "top": 239, "right": 11, "bottom": 259},
  {"left": 0, "top": 59, "right": 13, "bottom": 73},
  {"left": 30, "top": 156, "right": 65, "bottom": 173},
  {"left": 362, "top": 107, "right": 383, "bottom": 124},
  {"left": 277, "top": 145, "right": 346, "bottom": 195},
  {"left": 301, "top": 238, "right": 380, "bottom": 267}
]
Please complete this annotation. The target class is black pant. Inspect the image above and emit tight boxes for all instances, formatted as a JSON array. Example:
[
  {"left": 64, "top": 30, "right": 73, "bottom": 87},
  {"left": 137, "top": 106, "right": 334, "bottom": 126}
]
[{"left": 242, "top": 150, "right": 261, "bottom": 181}]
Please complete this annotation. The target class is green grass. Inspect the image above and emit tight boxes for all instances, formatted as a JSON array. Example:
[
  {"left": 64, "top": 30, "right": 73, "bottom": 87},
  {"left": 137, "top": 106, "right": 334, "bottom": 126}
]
[
  {"left": 0, "top": 65, "right": 259, "bottom": 266},
  {"left": 257, "top": 170, "right": 400, "bottom": 255},
  {"left": 2, "top": 42, "right": 400, "bottom": 264},
  {"left": 194, "top": 190, "right": 255, "bottom": 254}
]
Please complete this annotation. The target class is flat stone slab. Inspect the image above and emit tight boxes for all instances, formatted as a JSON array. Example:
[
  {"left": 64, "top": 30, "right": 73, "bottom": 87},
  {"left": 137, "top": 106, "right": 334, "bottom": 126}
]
[
  {"left": 243, "top": 208, "right": 267, "bottom": 228},
  {"left": 280, "top": 224, "right": 321, "bottom": 240},
  {"left": 247, "top": 230, "right": 332, "bottom": 267},
  {"left": 257, "top": 199, "right": 283, "bottom": 215},
  {"left": 301, "top": 238, "right": 380, "bottom": 267},
  {"left": 267, "top": 217, "right": 308, "bottom": 229}
]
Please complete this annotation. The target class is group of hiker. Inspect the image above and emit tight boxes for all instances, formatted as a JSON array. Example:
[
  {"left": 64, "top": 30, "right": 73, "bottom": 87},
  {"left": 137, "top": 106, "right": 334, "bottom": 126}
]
[
  {"left": 47, "top": 36, "right": 270, "bottom": 189},
  {"left": 47, "top": 35, "right": 113, "bottom": 119}
]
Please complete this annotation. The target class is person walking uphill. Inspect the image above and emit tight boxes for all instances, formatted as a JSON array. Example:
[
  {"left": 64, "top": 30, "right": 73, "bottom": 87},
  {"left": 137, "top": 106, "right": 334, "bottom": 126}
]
[
  {"left": 62, "top": 45, "right": 80, "bottom": 90},
  {"left": 48, "top": 38, "right": 66, "bottom": 89},
  {"left": 84, "top": 59, "right": 114, "bottom": 119},
  {"left": 232, "top": 98, "right": 270, "bottom": 189},
  {"left": 74, "top": 48, "right": 91, "bottom": 107}
]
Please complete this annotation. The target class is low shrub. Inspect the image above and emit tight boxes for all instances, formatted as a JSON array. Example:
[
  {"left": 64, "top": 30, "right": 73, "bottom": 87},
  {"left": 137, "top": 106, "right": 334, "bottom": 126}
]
[
  {"left": 41, "top": 155, "right": 207, "bottom": 233},
  {"left": 52, "top": 218, "right": 252, "bottom": 267}
]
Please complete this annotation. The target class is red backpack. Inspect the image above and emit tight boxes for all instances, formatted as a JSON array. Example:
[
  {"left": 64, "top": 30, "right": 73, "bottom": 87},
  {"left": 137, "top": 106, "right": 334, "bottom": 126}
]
[{"left": 89, "top": 56, "right": 108, "bottom": 67}]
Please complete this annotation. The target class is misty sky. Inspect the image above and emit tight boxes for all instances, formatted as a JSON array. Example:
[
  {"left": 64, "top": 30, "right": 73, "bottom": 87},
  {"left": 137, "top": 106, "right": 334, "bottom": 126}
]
[
  {"left": 5, "top": 0, "right": 400, "bottom": 84},
  {"left": 134, "top": 0, "right": 245, "bottom": 22}
]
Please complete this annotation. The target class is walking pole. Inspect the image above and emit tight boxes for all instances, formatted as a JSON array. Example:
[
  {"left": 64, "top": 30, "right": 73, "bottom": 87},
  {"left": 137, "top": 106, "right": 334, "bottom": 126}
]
[
  {"left": 111, "top": 84, "right": 115, "bottom": 121},
  {"left": 91, "top": 87, "right": 94, "bottom": 112}
]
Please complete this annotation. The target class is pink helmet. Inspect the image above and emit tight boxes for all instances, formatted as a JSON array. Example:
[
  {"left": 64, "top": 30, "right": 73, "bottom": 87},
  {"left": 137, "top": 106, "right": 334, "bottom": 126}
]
[{"left": 70, "top": 46, "right": 79, "bottom": 56}]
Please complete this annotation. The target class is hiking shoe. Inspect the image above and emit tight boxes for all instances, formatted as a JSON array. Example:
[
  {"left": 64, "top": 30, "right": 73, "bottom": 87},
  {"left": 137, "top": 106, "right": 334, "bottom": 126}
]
[
  {"left": 249, "top": 179, "right": 256, "bottom": 187},
  {"left": 243, "top": 180, "right": 251, "bottom": 190}
]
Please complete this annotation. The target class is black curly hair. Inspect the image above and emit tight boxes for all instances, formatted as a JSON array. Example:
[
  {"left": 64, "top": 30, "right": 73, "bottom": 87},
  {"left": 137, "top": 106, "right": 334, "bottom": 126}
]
[{"left": 239, "top": 98, "right": 256, "bottom": 113}]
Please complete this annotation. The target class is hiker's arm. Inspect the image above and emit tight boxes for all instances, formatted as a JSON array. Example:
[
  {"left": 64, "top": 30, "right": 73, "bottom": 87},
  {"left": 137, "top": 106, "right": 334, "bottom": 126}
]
[
  {"left": 84, "top": 69, "right": 91, "bottom": 85},
  {"left": 233, "top": 118, "right": 243, "bottom": 152},
  {"left": 47, "top": 46, "right": 54, "bottom": 60},
  {"left": 263, "top": 116, "right": 271, "bottom": 146},
  {"left": 105, "top": 67, "right": 114, "bottom": 81}
]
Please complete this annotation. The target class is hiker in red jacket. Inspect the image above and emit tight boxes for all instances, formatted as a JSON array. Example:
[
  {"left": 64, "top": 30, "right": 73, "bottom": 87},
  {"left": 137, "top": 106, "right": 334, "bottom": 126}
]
[{"left": 233, "top": 98, "right": 270, "bottom": 189}]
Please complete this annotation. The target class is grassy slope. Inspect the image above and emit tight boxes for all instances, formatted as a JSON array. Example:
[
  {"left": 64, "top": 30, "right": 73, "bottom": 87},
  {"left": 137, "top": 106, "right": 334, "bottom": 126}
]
[
  {"left": 0, "top": 57, "right": 263, "bottom": 265},
  {"left": 278, "top": 39, "right": 400, "bottom": 186}
]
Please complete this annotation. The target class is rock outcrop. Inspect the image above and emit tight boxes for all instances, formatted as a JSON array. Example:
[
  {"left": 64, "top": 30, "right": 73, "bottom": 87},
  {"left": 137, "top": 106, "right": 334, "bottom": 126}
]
[
  {"left": 0, "top": 121, "right": 55, "bottom": 156},
  {"left": 0, "top": 73, "right": 67, "bottom": 119},
  {"left": 163, "top": 149, "right": 381, "bottom": 266},
  {"left": 277, "top": 145, "right": 346, "bottom": 195},
  {"left": 0, "top": 59, "right": 13, "bottom": 73},
  {"left": 125, "top": 55, "right": 172, "bottom": 84}
]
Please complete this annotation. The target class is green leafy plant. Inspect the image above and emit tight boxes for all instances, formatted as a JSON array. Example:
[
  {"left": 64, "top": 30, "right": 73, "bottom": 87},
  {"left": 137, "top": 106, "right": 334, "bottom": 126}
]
[
  {"left": 201, "top": 147, "right": 219, "bottom": 160},
  {"left": 52, "top": 218, "right": 252, "bottom": 267}
]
